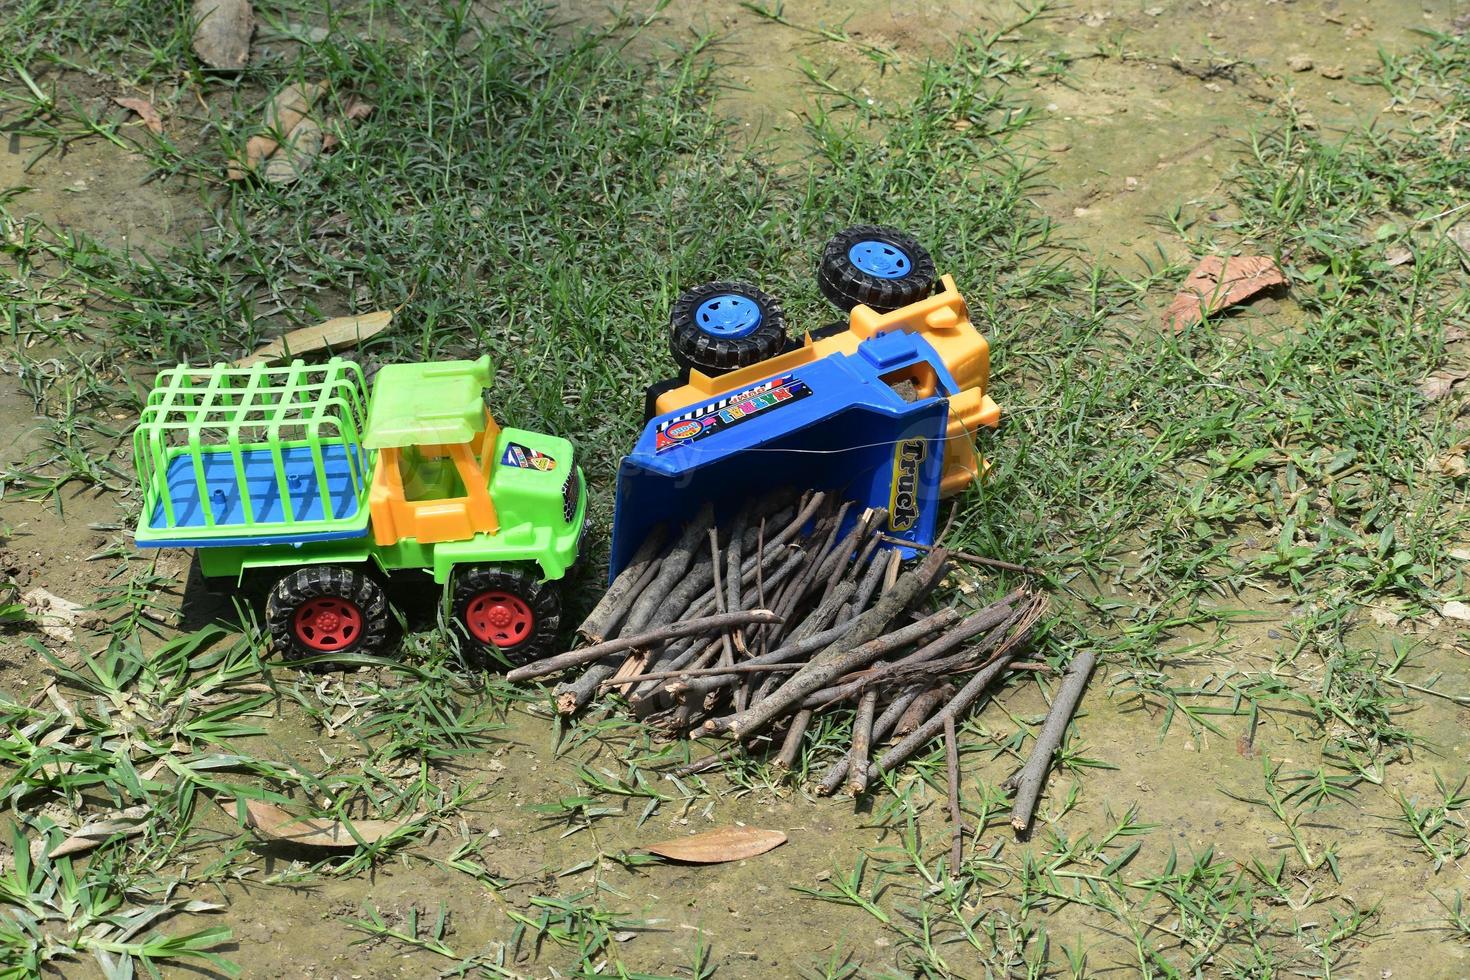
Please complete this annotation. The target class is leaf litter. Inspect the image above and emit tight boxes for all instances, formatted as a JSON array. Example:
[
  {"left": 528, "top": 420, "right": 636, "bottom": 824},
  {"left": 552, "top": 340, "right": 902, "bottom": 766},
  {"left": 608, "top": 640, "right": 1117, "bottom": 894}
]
[
  {"left": 1164, "top": 255, "right": 1287, "bottom": 333},
  {"left": 113, "top": 97, "right": 163, "bottom": 134},
  {"left": 645, "top": 826, "right": 787, "bottom": 864},
  {"left": 234, "top": 309, "right": 394, "bottom": 366},
  {"left": 226, "top": 797, "right": 423, "bottom": 848}
]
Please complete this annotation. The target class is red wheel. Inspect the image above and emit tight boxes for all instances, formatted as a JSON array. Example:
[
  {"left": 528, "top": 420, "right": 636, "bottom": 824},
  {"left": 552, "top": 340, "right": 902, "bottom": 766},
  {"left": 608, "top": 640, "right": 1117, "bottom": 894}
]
[
  {"left": 291, "top": 595, "right": 365, "bottom": 651},
  {"left": 451, "top": 564, "right": 560, "bottom": 668},
  {"left": 464, "top": 591, "right": 535, "bottom": 649}
]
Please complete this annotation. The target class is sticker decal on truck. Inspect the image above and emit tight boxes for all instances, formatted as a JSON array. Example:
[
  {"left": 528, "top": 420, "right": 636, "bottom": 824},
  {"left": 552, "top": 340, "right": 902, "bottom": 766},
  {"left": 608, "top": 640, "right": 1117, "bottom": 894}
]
[
  {"left": 888, "top": 437, "right": 927, "bottom": 532},
  {"left": 655, "top": 374, "right": 813, "bottom": 453},
  {"left": 502, "top": 442, "right": 557, "bottom": 471}
]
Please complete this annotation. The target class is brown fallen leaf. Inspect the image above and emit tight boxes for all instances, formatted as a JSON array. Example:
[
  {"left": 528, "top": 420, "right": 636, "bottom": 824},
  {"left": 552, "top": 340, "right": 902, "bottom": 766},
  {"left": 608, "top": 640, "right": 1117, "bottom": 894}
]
[
  {"left": 191, "top": 0, "right": 253, "bottom": 71},
  {"left": 1384, "top": 246, "right": 1414, "bottom": 268},
  {"left": 645, "top": 826, "right": 787, "bottom": 864},
  {"left": 113, "top": 97, "right": 163, "bottom": 135},
  {"left": 1165, "top": 255, "right": 1287, "bottom": 334},
  {"left": 343, "top": 98, "right": 376, "bottom": 122},
  {"left": 321, "top": 100, "right": 375, "bottom": 152},
  {"left": 229, "top": 797, "right": 420, "bottom": 848},
  {"left": 44, "top": 806, "right": 152, "bottom": 860},
  {"left": 1419, "top": 369, "right": 1468, "bottom": 402},
  {"left": 227, "top": 80, "right": 328, "bottom": 180},
  {"left": 262, "top": 116, "right": 324, "bottom": 184},
  {"left": 235, "top": 309, "right": 394, "bottom": 366}
]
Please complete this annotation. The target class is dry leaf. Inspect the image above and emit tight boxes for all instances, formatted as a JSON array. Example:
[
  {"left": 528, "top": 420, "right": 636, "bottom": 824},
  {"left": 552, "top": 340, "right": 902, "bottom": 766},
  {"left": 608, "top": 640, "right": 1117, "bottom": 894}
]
[
  {"left": 113, "top": 97, "right": 163, "bottom": 135},
  {"left": 1420, "top": 369, "right": 1469, "bottom": 402},
  {"left": 262, "top": 116, "right": 324, "bottom": 184},
  {"left": 230, "top": 798, "right": 419, "bottom": 848},
  {"left": 645, "top": 826, "right": 787, "bottom": 864},
  {"left": 44, "top": 806, "right": 151, "bottom": 860},
  {"left": 235, "top": 309, "right": 393, "bottom": 366},
  {"left": 1440, "top": 600, "right": 1470, "bottom": 622},
  {"left": 191, "top": 0, "right": 253, "bottom": 71},
  {"left": 227, "top": 81, "right": 327, "bottom": 180},
  {"left": 22, "top": 588, "right": 83, "bottom": 643},
  {"left": 1165, "top": 256, "right": 1287, "bottom": 333},
  {"left": 343, "top": 99, "right": 375, "bottom": 122},
  {"left": 321, "top": 100, "right": 375, "bottom": 152}
]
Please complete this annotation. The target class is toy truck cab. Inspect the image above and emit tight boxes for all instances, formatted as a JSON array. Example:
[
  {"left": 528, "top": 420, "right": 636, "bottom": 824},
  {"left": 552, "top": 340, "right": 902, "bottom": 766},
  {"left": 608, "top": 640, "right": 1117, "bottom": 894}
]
[
  {"left": 610, "top": 227, "right": 1000, "bottom": 577},
  {"left": 132, "top": 354, "right": 585, "bottom": 665}
]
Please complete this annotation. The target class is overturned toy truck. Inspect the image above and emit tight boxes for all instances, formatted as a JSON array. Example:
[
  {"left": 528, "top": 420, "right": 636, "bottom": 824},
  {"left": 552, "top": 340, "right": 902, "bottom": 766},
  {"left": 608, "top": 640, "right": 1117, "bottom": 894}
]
[{"left": 610, "top": 226, "right": 1000, "bottom": 578}]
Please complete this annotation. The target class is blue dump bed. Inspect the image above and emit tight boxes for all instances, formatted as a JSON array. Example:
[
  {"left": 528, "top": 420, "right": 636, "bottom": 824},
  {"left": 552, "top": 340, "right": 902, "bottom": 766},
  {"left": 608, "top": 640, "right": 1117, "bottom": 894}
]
[{"left": 610, "top": 330, "right": 954, "bottom": 578}]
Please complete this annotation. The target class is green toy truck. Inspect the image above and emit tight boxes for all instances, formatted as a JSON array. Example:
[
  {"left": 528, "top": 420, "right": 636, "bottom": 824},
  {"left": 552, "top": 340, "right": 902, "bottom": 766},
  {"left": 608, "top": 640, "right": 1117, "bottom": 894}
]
[{"left": 132, "top": 355, "right": 586, "bottom": 664}]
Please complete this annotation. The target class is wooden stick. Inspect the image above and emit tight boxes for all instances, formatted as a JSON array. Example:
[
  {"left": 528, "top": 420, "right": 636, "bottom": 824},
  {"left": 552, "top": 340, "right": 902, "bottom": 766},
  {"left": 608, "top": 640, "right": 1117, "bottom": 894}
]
[
  {"left": 669, "top": 744, "right": 747, "bottom": 778},
  {"left": 1006, "top": 649, "right": 1097, "bottom": 835},
  {"left": 707, "top": 601, "right": 961, "bottom": 740},
  {"left": 577, "top": 525, "right": 667, "bottom": 644},
  {"left": 709, "top": 527, "right": 736, "bottom": 673},
  {"left": 944, "top": 714, "right": 963, "bottom": 874},
  {"left": 706, "top": 548, "right": 950, "bottom": 739},
  {"left": 558, "top": 506, "right": 714, "bottom": 713},
  {"left": 772, "top": 709, "right": 812, "bottom": 770},
  {"left": 880, "top": 535, "right": 1042, "bottom": 576},
  {"left": 845, "top": 689, "right": 877, "bottom": 795},
  {"left": 893, "top": 683, "right": 954, "bottom": 736},
  {"left": 814, "top": 686, "right": 921, "bottom": 795},
  {"left": 609, "top": 662, "right": 802, "bottom": 686},
  {"left": 870, "top": 595, "right": 1047, "bottom": 777},
  {"left": 799, "top": 590, "right": 1027, "bottom": 708},
  {"left": 508, "top": 610, "right": 781, "bottom": 682},
  {"left": 624, "top": 504, "right": 714, "bottom": 634}
]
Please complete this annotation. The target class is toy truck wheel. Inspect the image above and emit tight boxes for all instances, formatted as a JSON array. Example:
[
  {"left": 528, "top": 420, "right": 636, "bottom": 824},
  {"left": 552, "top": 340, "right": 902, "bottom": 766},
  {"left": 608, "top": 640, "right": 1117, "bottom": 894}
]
[
  {"left": 452, "top": 564, "right": 560, "bottom": 667},
  {"left": 817, "top": 225, "right": 937, "bottom": 313},
  {"left": 669, "top": 281, "right": 787, "bottom": 376},
  {"left": 266, "top": 565, "right": 390, "bottom": 664}
]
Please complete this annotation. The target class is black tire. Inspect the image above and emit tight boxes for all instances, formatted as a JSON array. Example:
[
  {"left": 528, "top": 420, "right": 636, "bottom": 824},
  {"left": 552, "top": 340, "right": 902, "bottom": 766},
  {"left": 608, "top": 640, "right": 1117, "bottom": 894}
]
[
  {"left": 669, "top": 281, "right": 787, "bottom": 376},
  {"left": 817, "top": 225, "right": 937, "bottom": 313},
  {"left": 451, "top": 564, "right": 560, "bottom": 668},
  {"left": 266, "top": 565, "right": 390, "bottom": 664}
]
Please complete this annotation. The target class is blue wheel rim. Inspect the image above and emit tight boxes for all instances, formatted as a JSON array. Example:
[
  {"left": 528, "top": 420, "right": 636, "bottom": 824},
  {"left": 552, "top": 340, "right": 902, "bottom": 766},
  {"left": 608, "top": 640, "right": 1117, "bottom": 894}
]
[
  {"left": 848, "top": 240, "right": 911, "bottom": 279},
  {"left": 695, "top": 294, "right": 763, "bottom": 338}
]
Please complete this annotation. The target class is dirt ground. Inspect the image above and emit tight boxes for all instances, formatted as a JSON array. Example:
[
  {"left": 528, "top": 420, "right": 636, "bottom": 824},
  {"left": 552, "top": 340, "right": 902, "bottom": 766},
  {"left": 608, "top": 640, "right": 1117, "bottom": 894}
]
[{"left": 3, "top": 1, "right": 1469, "bottom": 977}]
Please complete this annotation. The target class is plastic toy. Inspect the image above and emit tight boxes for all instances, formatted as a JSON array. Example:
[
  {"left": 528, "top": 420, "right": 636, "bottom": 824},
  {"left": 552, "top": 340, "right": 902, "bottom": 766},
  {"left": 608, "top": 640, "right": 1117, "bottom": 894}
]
[
  {"left": 132, "top": 354, "right": 586, "bottom": 663},
  {"left": 611, "top": 226, "right": 999, "bottom": 578}
]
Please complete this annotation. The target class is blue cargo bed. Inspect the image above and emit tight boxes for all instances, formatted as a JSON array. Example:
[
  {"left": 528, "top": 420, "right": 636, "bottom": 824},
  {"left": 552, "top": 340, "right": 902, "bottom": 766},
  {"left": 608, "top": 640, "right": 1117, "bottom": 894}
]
[{"left": 141, "top": 444, "right": 369, "bottom": 547}]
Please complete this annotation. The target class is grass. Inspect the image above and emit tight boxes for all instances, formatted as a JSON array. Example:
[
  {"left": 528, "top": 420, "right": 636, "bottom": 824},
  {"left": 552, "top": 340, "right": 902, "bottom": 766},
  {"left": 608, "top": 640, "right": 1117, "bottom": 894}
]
[{"left": 1, "top": 0, "right": 1469, "bottom": 975}]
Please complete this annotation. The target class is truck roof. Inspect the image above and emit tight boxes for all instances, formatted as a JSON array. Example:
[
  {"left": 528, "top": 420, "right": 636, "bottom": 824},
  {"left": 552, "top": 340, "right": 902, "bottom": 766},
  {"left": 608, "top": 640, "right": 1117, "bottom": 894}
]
[{"left": 364, "top": 355, "right": 493, "bottom": 449}]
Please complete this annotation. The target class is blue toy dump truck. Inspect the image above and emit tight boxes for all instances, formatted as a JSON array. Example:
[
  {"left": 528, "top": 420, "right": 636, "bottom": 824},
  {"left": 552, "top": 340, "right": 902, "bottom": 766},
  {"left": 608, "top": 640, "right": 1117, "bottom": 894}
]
[{"left": 609, "top": 226, "right": 1000, "bottom": 578}]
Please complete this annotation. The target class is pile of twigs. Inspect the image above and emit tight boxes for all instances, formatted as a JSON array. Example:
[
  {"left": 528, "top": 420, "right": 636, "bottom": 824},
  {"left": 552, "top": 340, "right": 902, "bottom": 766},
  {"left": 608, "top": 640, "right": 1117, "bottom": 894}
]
[{"left": 507, "top": 489, "right": 1049, "bottom": 793}]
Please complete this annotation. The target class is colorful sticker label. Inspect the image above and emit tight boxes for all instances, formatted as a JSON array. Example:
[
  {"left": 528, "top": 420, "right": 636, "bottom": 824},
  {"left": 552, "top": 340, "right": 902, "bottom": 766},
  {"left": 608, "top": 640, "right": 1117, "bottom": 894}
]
[
  {"left": 888, "top": 437, "right": 927, "bottom": 532},
  {"left": 501, "top": 442, "right": 557, "bottom": 471},
  {"left": 655, "top": 374, "right": 813, "bottom": 453}
]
